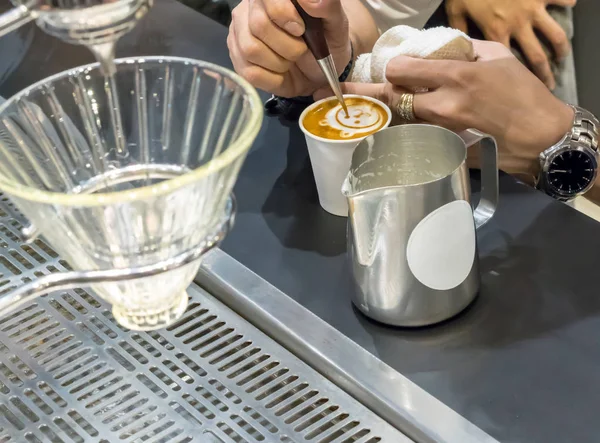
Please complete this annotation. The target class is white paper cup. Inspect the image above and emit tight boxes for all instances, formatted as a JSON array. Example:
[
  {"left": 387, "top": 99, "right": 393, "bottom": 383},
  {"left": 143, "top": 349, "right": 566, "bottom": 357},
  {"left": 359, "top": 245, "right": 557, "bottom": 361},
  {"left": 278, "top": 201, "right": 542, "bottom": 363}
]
[{"left": 299, "top": 95, "right": 392, "bottom": 217}]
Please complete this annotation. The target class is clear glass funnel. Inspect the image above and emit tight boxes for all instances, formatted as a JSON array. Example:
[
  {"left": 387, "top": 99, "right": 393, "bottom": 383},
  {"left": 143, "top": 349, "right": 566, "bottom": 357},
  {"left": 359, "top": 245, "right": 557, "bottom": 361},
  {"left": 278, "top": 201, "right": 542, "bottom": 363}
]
[
  {"left": 0, "top": 0, "right": 151, "bottom": 44},
  {"left": 0, "top": 56, "right": 263, "bottom": 330}
]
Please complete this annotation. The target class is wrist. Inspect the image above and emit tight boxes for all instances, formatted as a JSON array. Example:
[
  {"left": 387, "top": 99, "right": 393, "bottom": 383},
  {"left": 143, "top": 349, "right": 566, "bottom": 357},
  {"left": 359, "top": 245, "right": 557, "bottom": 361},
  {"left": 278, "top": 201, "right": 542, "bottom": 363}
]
[
  {"left": 541, "top": 101, "right": 575, "bottom": 149},
  {"left": 523, "top": 100, "right": 574, "bottom": 174}
]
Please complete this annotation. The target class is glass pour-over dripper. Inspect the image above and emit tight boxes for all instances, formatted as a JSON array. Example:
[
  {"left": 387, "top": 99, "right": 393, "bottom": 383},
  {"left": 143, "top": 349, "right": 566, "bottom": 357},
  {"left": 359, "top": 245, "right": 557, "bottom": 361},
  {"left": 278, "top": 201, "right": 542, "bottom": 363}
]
[{"left": 0, "top": 56, "right": 263, "bottom": 330}]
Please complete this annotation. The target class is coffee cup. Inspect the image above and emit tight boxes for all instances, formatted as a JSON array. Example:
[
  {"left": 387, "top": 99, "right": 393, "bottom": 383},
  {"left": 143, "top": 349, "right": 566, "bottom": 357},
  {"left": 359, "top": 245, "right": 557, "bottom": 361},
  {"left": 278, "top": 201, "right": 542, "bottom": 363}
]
[{"left": 299, "top": 95, "right": 392, "bottom": 217}]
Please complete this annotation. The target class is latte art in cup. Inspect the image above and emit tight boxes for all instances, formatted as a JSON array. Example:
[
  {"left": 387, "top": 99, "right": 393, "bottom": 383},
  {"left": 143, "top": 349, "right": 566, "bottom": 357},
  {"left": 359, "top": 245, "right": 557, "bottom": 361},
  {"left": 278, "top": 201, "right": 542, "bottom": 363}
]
[
  {"left": 298, "top": 94, "right": 392, "bottom": 216},
  {"left": 302, "top": 97, "right": 389, "bottom": 140}
]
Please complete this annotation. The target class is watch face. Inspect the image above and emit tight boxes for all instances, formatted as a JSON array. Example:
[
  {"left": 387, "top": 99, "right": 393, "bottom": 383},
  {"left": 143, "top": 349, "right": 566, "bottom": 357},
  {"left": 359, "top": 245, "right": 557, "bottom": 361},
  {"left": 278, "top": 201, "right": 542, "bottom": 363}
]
[{"left": 548, "top": 149, "right": 597, "bottom": 195}]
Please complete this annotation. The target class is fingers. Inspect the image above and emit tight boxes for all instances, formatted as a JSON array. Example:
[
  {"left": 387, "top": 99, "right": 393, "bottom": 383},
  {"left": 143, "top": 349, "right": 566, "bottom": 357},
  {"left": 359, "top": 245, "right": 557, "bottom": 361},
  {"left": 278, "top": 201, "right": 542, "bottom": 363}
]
[
  {"left": 385, "top": 56, "right": 456, "bottom": 89},
  {"left": 228, "top": 24, "right": 290, "bottom": 93},
  {"left": 232, "top": 17, "right": 292, "bottom": 73},
  {"left": 313, "top": 82, "right": 393, "bottom": 104},
  {"left": 233, "top": 0, "right": 307, "bottom": 63},
  {"left": 412, "top": 90, "right": 469, "bottom": 132},
  {"left": 447, "top": 9, "right": 468, "bottom": 33},
  {"left": 297, "top": 0, "right": 349, "bottom": 51},
  {"left": 533, "top": 8, "right": 571, "bottom": 61},
  {"left": 478, "top": 23, "right": 511, "bottom": 48},
  {"left": 472, "top": 40, "right": 513, "bottom": 61},
  {"left": 313, "top": 82, "right": 470, "bottom": 133},
  {"left": 259, "top": 0, "right": 304, "bottom": 35},
  {"left": 515, "top": 26, "right": 556, "bottom": 90},
  {"left": 314, "top": 82, "right": 412, "bottom": 114},
  {"left": 249, "top": 0, "right": 306, "bottom": 61}
]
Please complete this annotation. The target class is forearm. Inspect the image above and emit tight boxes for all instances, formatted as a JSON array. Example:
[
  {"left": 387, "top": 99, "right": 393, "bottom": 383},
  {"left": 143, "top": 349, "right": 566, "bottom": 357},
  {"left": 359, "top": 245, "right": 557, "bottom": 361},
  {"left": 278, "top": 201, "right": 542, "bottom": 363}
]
[
  {"left": 499, "top": 102, "right": 600, "bottom": 206},
  {"left": 342, "top": 0, "right": 379, "bottom": 55}
]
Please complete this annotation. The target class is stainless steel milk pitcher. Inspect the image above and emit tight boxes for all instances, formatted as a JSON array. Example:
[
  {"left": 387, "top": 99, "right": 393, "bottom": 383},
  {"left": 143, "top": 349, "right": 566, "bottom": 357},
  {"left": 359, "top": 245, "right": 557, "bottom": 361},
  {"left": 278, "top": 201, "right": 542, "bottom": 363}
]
[{"left": 342, "top": 124, "right": 498, "bottom": 326}]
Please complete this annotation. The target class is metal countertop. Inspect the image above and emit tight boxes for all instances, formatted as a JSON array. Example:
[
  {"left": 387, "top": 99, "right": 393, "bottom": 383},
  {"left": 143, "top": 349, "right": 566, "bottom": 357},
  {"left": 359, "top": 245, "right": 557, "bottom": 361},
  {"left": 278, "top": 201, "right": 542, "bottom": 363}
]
[
  {"left": 0, "top": 195, "right": 413, "bottom": 442},
  {"left": 3, "top": 1, "right": 600, "bottom": 441}
]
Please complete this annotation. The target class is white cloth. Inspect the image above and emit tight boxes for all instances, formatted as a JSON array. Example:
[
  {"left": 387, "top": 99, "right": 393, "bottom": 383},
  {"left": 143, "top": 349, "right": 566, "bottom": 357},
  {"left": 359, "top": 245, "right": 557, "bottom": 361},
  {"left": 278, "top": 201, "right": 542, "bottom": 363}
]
[
  {"left": 351, "top": 25, "right": 475, "bottom": 84},
  {"left": 361, "top": 0, "right": 443, "bottom": 32}
]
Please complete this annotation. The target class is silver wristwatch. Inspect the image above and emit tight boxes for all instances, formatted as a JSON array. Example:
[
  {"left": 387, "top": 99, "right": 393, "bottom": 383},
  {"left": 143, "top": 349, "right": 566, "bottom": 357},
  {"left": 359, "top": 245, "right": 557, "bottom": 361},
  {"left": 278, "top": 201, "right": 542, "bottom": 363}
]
[{"left": 536, "top": 105, "right": 600, "bottom": 201}]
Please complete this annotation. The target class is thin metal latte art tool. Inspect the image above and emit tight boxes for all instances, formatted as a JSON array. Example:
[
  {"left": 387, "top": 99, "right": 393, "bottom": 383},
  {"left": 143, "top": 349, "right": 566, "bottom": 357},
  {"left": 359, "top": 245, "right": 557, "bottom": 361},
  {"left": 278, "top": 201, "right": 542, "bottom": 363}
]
[{"left": 292, "top": 0, "right": 349, "bottom": 117}]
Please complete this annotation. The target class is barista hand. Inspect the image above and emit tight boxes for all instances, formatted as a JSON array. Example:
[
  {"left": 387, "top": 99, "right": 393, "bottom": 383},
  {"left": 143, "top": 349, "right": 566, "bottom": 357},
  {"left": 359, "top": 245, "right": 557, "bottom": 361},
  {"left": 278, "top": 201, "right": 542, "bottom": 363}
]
[
  {"left": 227, "top": 0, "right": 378, "bottom": 97},
  {"left": 445, "top": 0, "right": 576, "bottom": 90},
  {"left": 316, "top": 40, "right": 573, "bottom": 177}
]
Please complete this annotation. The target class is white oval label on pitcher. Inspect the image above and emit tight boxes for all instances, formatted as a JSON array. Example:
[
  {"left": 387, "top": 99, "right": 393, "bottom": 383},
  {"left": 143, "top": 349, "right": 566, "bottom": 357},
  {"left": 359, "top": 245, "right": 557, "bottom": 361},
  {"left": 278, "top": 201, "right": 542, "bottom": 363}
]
[{"left": 406, "top": 200, "right": 476, "bottom": 291}]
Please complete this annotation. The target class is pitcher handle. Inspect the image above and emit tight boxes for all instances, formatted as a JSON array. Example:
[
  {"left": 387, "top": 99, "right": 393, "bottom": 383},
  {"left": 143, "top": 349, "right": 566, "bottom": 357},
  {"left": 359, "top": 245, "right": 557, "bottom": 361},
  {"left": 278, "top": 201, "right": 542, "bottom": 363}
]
[
  {"left": 0, "top": 2, "right": 35, "bottom": 38},
  {"left": 459, "top": 129, "right": 499, "bottom": 229}
]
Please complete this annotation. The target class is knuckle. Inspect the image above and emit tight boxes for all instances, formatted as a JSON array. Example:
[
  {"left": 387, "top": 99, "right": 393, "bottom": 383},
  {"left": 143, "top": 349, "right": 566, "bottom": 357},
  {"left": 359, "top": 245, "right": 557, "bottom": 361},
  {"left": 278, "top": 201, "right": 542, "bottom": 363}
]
[
  {"left": 248, "top": 9, "right": 270, "bottom": 37},
  {"left": 528, "top": 51, "right": 547, "bottom": 68},
  {"left": 240, "top": 39, "right": 262, "bottom": 59},
  {"left": 550, "top": 30, "right": 568, "bottom": 47},
  {"left": 487, "top": 25, "right": 509, "bottom": 42},
  {"left": 439, "top": 99, "right": 464, "bottom": 120},
  {"left": 241, "top": 66, "right": 262, "bottom": 85},
  {"left": 265, "top": 0, "right": 291, "bottom": 21},
  {"left": 446, "top": 64, "right": 471, "bottom": 86},
  {"left": 288, "top": 42, "right": 307, "bottom": 60},
  {"left": 231, "top": 4, "right": 243, "bottom": 22},
  {"left": 458, "top": 66, "right": 477, "bottom": 85}
]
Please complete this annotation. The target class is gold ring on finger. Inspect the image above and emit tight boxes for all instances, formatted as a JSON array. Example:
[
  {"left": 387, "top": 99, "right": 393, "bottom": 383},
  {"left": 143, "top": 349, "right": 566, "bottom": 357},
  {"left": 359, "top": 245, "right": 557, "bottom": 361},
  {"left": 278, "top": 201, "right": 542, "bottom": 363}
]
[{"left": 395, "top": 93, "right": 416, "bottom": 122}]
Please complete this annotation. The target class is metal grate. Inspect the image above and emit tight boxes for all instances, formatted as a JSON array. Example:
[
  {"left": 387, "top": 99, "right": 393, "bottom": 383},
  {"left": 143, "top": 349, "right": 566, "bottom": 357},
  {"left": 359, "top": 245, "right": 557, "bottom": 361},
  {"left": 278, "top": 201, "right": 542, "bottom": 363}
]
[{"left": 0, "top": 196, "right": 410, "bottom": 442}]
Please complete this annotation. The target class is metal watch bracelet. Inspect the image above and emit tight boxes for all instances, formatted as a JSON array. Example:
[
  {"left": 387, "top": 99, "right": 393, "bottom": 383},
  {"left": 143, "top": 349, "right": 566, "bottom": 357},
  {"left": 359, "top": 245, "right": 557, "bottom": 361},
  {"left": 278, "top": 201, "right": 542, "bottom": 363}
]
[
  {"left": 537, "top": 105, "right": 600, "bottom": 200},
  {"left": 570, "top": 105, "right": 600, "bottom": 152}
]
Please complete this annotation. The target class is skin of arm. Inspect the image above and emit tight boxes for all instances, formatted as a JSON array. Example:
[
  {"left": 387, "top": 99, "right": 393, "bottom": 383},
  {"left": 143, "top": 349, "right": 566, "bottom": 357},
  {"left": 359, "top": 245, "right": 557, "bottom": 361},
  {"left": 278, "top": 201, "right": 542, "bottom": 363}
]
[{"left": 315, "top": 40, "right": 600, "bottom": 203}]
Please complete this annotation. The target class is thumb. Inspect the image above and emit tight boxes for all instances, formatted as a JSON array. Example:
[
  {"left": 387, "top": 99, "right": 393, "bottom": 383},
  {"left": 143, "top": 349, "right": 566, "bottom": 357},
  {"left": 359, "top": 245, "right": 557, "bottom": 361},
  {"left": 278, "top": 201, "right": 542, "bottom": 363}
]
[{"left": 296, "top": 0, "right": 349, "bottom": 50}]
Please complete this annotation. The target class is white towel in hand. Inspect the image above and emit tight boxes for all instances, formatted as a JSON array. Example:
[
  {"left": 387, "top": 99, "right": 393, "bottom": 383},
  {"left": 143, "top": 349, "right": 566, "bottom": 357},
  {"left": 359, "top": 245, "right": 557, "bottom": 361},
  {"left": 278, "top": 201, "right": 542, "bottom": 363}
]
[{"left": 351, "top": 25, "right": 476, "bottom": 85}]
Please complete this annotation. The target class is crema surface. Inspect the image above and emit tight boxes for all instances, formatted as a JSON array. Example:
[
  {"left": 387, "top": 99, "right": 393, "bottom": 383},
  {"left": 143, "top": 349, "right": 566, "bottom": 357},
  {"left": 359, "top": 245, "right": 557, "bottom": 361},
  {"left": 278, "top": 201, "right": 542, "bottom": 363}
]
[{"left": 302, "top": 97, "right": 388, "bottom": 140}]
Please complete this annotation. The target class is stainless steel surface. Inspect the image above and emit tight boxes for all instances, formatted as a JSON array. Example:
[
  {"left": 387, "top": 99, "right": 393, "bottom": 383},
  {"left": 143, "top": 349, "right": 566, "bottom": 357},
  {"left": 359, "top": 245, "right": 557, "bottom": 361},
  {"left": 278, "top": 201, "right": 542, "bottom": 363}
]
[
  {"left": 0, "top": 196, "right": 234, "bottom": 320},
  {"left": 317, "top": 56, "right": 348, "bottom": 116},
  {"left": 0, "top": 3, "right": 34, "bottom": 36},
  {"left": 342, "top": 125, "right": 498, "bottom": 326},
  {"left": 0, "top": 195, "right": 409, "bottom": 442},
  {"left": 198, "top": 248, "right": 499, "bottom": 443},
  {"left": 0, "top": 0, "right": 151, "bottom": 44}
]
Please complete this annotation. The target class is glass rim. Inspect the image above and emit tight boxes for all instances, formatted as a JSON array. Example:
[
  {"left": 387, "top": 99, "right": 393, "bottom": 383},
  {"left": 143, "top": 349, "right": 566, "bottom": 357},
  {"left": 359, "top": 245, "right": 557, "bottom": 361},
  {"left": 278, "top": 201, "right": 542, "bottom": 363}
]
[{"left": 0, "top": 56, "right": 263, "bottom": 207}]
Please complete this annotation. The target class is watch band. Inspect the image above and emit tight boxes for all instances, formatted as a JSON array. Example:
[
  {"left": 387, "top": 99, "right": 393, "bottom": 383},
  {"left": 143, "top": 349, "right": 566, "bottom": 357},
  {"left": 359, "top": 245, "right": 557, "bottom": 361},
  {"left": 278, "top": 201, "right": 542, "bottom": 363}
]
[
  {"left": 537, "top": 105, "right": 600, "bottom": 201},
  {"left": 337, "top": 42, "right": 354, "bottom": 83},
  {"left": 570, "top": 105, "right": 599, "bottom": 153}
]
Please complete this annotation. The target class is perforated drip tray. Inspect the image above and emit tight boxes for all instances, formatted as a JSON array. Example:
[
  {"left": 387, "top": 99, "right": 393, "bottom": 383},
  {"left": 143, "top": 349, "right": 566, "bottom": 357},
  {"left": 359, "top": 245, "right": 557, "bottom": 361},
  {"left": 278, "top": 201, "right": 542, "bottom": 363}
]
[{"left": 0, "top": 199, "right": 410, "bottom": 442}]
